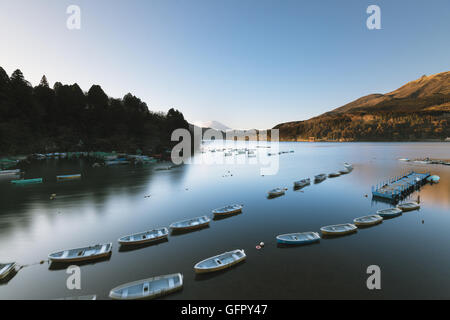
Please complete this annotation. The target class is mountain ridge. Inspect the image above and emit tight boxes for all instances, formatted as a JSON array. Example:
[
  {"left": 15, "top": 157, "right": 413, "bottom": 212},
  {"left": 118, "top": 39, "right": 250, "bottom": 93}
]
[{"left": 274, "top": 71, "right": 450, "bottom": 141}]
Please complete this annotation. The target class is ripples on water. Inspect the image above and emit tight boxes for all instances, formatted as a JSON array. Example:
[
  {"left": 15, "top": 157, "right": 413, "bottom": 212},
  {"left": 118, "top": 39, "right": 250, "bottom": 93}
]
[{"left": 0, "top": 142, "right": 449, "bottom": 299}]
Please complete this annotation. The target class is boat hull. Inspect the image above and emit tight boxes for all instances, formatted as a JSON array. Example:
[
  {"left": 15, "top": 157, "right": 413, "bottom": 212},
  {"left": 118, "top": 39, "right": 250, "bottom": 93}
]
[
  {"left": 194, "top": 250, "right": 246, "bottom": 274},
  {"left": 397, "top": 203, "right": 420, "bottom": 212},
  {"left": 0, "top": 263, "right": 16, "bottom": 280},
  {"left": 57, "top": 174, "right": 81, "bottom": 180},
  {"left": 320, "top": 224, "right": 357, "bottom": 236},
  {"left": 48, "top": 243, "right": 112, "bottom": 263},
  {"left": 376, "top": 208, "right": 402, "bottom": 218},
  {"left": 109, "top": 273, "right": 183, "bottom": 300},
  {"left": 212, "top": 205, "right": 243, "bottom": 217},
  {"left": 169, "top": 217, "right": 210, "bottom": 231},
  {"left": 353, "top": 215, "right": 383, "bottom": 227},
  {"left": 276, "top": 232, "right": 320, "bottom": 245},
  {"left": 11, "top": 178, "right": 43, "bottom": 185},
  {"left": 118, "top": 228, "right": 169, "bottom": 246}
]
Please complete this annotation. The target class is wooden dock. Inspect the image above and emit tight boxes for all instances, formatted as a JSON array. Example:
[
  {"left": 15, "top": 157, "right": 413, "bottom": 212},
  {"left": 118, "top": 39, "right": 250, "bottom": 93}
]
[{"left": 372, "top": 171, "right": 430, "bottom": 201}]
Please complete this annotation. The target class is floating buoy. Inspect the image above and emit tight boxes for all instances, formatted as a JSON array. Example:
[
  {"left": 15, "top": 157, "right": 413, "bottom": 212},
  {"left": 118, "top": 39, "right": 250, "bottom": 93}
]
[
  {"left": 259, "top": 242, "right": 265, "bottom": 247},
  {"left": 255, "top": 245, "right": 261, "bottom": 250}
]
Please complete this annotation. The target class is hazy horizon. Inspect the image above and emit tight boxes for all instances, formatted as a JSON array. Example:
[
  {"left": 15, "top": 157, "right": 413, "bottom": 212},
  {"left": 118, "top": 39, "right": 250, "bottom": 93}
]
[{"left": 1, "top": 0, "right": 449, "bottom": 129}]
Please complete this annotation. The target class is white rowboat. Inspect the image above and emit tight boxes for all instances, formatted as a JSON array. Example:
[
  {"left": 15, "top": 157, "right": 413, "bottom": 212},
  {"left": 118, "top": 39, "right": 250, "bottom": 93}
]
[
  {"left": 118, "top": 228, "right": 169, "bottom": 246},
  {"left": 48, "top": 243, "right": 112, "bottom": 263},
  {"left": 353, "top": 215, "right": 383, "bottom": 227},
  {"left": 320, "top": 223, "right": 357, "bottom": 236},
  {"left": 194, "top": 249, "right": 246, "bottom": 274},
  {"left": 212, "top": 204, "right": 243, "bottom": 217},
  {"left": 397, "top": 202, "right": 420, "bottom": 212},
  {"left": 169, "top": 216, "right": 210, "bottom": 231},
  {"left": 109, "top": 273, "right": 183, "bottom": 300}
]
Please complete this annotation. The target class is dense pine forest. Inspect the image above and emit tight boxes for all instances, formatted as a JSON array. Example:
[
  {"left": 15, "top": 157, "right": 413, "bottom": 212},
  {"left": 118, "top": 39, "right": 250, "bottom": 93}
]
[{"left": 0, "top": 67, "right": 189, "bottom": 155}]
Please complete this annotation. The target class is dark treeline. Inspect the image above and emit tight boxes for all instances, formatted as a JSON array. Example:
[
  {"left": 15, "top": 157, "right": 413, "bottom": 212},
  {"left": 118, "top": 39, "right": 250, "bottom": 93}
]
[{"left": 0, "top": 67, "right": 189, "bottom": 155}]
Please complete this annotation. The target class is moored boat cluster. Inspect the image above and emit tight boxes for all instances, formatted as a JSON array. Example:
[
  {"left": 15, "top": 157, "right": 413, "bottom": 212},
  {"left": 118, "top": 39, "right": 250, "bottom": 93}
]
[{"left": 0, "top": 159, "right": 434, "bottom": 299}]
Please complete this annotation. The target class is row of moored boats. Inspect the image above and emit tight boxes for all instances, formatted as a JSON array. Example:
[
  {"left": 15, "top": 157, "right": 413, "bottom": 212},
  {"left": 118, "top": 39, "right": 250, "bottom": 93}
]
[
  {"left": 268, "top": 163, "right": 353, "bottom": 197},
  {"left": 276, "top": 201, "right": 421, "bottom": 245},
  {"left": 0, "top": 204, "right": 246, "bottom": 299}
]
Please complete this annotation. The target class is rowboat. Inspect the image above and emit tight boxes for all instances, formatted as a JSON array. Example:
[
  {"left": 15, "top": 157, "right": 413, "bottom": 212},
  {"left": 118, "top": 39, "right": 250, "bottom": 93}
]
[
  {"left": 294, "top": 178, "right": 310, "bottom": 188},
  {"left": 276, "top": 232, "right": 320, "bottom": 245},
  {"left": 57, "top": 174, "right": 81, "bottom": 180},
  {"left": 376, "top": 208, "right": 402, "bottom": 218},
  {"left": 320, "top": 223, "right": 357, "bottom": 236},
  {"left": 0, "top": 262, "right": 16, "bottom": 280},
  {"left": 169, "top": 216, "right": 210, "bottom": 231},
  {"left": 353, "top": 215, "right": 383, "bottom": 227},
  {"left": 328, "top": 172, "right": 341, "bottom": 178},
  {"left": 427, "top": 175, "right": 440, "bottom": 183},
  {"left": 268, "top": 188, "right": 285, "bottom": 198},
  {"left": 212, "top": 204, "right": 243, "bottom": 217},
  {"left": 10, "top": 178, "right": 43, "bottom": 185},
  {"left": 194, "top": 249, "right": 246, "bottom": 274},
  {"left": 397, "top": 202, "right": 420, "bottom": 212},
  {"left": 0, "top": 169, "right": 20, "bottom": 176},
  {"left": 339, "top": 168, "right": 350, "bottom": 174},
  {"left": 314, "top": 174, "right": 327, "bottom": 182},
  {"left": 118, "top": 228, "right": 169, "bottom": 246},
  {"left": 48, "top": 243, "right": 112, "bottom": 263},
  {"left": 109, "top": 273, "right": 183, "bottom": 300}
]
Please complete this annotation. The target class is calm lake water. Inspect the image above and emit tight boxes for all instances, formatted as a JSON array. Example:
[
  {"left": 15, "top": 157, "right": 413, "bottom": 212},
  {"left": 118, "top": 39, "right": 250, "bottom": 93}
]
[{"left": 0, "top": 142, "right": 449, "bottom": 300}]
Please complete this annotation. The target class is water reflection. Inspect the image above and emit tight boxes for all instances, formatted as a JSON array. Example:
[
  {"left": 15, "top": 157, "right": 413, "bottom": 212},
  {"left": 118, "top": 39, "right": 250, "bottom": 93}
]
[{"left": 0, "top": 142, "right": 449, "bottom": 299}]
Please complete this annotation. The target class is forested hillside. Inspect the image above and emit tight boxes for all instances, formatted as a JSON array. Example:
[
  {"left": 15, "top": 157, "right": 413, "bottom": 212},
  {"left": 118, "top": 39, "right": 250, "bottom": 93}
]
[
  {"left": 0, "top": 67, "right": 189, "bottom": 155},
  {"left": 275, "top": 71, "right": 450, "bottom": 141}
]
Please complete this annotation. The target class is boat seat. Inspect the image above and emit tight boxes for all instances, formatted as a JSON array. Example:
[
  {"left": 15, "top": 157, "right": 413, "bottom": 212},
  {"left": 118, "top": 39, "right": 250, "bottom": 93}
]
[
  {"left": 168, "top": 278, "right": 174, "bottom": 288},
  {"left": 98, "top": 244, "right": 107, "bottom": 254},
  {"left": 61, "top": 251, "right": 69, "bottom": 258}
]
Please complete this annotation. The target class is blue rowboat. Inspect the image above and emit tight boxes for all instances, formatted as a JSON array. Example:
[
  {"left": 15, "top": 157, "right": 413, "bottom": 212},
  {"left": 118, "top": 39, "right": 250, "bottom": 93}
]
[
  {"left": 376, "top": 208, "right": 402, "bottom": 218},
  {"left": 11, "top": 178, "right": 43, "bottom": 185},
  {"left": 57, "top": 174, "right": 81, "bottom": 180},
  {"left": 276, "top": 232, "right": 320, "bottom": 245},
  {"left": 427, "top": 175, "right": 440, "bottom": 183}
]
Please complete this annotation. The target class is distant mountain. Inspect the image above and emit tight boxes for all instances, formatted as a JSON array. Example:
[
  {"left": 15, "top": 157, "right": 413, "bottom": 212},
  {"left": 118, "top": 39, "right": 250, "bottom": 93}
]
[
  {"left": 274, "top": 71, "right": 450, "bottom": 141},
  {"left": 193, "top": 120, "right": 231, "bottom": 131}
]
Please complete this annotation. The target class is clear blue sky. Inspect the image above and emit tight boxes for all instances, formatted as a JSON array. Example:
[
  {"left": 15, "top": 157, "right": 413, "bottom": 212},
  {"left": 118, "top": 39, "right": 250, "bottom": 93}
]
[{"left": 1, "top": 0, "right": 449, "bottom": 129}]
